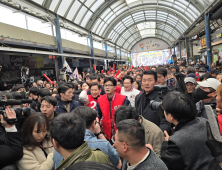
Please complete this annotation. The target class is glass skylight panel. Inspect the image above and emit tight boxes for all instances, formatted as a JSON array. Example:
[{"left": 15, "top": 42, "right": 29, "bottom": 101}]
[
  {"left": 85, "top": 0, "right": 96, "bottom": 8},
  {"left": 116, "top": 7, "right": 128, "bottom": 16},
  {"left": 101, "top": 8, "right": 111, "bottom": 19},
  {"left": 107, "top": 14, "right": 116, "bottom": 24},
  {"left": 159, "top": 1, "right": 173, "bottom": 6},
  {"left": 74, "top": 6, "right": 87, "bottom": 24},
  {"left": 81, "top": 11, "right": 93, "bottom": 27},
  {"left": 66, "top": 1, "right": 81, "bottom": 20},
  {"left": 126, "top": 0, "right": 139, "bottom": 5},
  {"left": 104, "top": 11, "right": 114, "bottom": 22},
  {"left": 57, "top": 0, "right": 73, "bottom": 16},
  {"left": 91, "top": 0, "right": 104, "bottom": 12},
  {"left": 92, "top": 18, "right": 102, "bottom": 32},
  {"left": 49, "top": 0, "right": 60, "bottom": 11},
  {"left": 32, "top": 0, "right": 44, "bottom": 5},
  {"left": 96, "top": 21, "right": 105, "bottom": 34},
  {"left": 113, "top": 3, "right": 126, "bottom": 13},
  {"left": 99, "top": 23, "right": 108, "bottom": 36}
]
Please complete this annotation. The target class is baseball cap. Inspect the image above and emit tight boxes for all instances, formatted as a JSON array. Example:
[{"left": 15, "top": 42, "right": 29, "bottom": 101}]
[
  {"left": 184, "top": 77, "right": 195, "bottom": 84},
  {"left": 211, "top": 69, "right": 220, "bottom": 75},
  {"left": 197, "top": 78, "right": 221, "bottom": 90},
  {"left": 186, "top": 73, "right": 200, "bottom": 78},
  {"left": 194, "top": 65, "right": 199, "bottom": 69},
  {"left": 199, "top": 67, "right": 207, "bottom": 72}
]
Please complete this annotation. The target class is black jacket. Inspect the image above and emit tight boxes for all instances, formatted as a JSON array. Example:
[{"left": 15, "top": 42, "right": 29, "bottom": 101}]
[
  {"left": 135, "top": 91, "right": 171, "bottom": 133},
  {"left": 161, "top": 118, "right": 221, "bottom": 170},
  {"left": 0, "top": 125, "right": 23, "bottom": 169}
]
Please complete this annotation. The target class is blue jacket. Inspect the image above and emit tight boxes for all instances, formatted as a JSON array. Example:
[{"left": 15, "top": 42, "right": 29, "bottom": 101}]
[
  {"left": 53, "top": 129, "right": 119, "bottom": 168},
  {"left": 55, "top": 99, "right": 82, "bottom": 113}
]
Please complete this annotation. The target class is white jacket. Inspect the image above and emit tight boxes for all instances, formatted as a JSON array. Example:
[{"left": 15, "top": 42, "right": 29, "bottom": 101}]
[{"left": 121, "top": 87, "right": 140, "bottom": 107}]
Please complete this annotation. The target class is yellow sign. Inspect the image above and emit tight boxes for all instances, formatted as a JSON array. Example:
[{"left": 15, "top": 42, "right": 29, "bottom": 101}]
[
  {"left": 216, "top": 33, "right": 222, "bottom": 38},
  {"left": 29, "top": 56, "right": 44, "bottom": 69},
  {"left": 202, "top": 38, "right": 206, "bottom": 47}
]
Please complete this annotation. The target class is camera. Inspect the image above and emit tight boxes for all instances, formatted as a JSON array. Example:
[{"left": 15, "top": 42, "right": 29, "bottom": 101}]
[
  {"left": 0, "top": 99, "right": 33, "bottom": 125},
  {"left": 21, "top": 66, "right": 34, "bottom": 86},
  {"left": 150, "top": 85, "right": 167, "bottom": 110}
]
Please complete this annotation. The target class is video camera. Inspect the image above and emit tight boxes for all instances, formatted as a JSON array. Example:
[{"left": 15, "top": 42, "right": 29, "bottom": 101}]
[
  {"left": 21, "top": 66, "right": 34, "bottom": 86},
  {"left": 0, "top": 99, "right": 33, "bottom": 125},
  {"left": 150, "top": 85, "right": 167, "bottom": 110}
]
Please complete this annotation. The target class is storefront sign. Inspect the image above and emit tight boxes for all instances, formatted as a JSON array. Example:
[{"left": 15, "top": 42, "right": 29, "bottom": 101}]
[
  {"left": 201, "top": 38, "right": 206, "bottom": 47},
  {"left": 10, "top": 56, "right": 29, "bottom": 69}
]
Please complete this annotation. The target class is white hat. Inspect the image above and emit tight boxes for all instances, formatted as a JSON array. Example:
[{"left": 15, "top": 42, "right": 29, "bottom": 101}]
[
  {"left": 197, "top": 78, "right": 221, "bottom": 90},
  {"left": 184, "top": 77, "right": 195, "bottom": 84}
]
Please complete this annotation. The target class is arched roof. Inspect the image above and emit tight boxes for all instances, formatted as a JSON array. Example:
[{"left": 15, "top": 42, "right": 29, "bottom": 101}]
[{"left": 30, "top": 0, "right": 213, "bottom": 51}]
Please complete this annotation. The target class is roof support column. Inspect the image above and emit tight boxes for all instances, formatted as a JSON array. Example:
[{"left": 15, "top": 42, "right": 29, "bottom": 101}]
[
  {"left": 105, "top": 41, "right": 108, "bottom": 71},
  {"left": 179, "top": 41, "right": 182, "bottom": 61},
  {"left": 205, "top": 13, "right": 212, "bottom": 66},
  {"left": 54, "top": 14, "right": 64, "bottom": 81},
  {"left": 88, "top": 33, "right": 95, "bottom": 73},
  {"left": 119, "top": 48, "right": 122, "bottom": 61},
  {"left": 185, "top": 37, "right": 190, "bottom": 63}
]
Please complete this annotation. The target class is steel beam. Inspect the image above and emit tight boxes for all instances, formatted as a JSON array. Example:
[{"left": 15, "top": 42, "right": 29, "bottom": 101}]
[
  {"left": 205, "top": 13, "right": 212, "bottom": 66},
  {"left": 185, "top": 37, "right": 190, "bottom": 63}
]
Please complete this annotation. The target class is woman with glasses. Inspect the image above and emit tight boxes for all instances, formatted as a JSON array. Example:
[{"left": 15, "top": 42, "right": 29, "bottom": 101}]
[{"left": 17, "top": 113, "right": 54, "bottom": 170}]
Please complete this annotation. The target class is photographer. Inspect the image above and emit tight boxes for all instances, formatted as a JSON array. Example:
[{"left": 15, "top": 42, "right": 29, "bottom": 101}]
[
  {"left": 0, "top": 108, "right": 23, "bottom": 169},
  {"left": 135, "top": 70, "right": 171, "bottom": 133}
]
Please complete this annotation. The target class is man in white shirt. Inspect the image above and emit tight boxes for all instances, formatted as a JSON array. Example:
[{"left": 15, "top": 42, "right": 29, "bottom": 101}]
[{"left": 121, "top": 75, "right": 140, "bottom": 107}]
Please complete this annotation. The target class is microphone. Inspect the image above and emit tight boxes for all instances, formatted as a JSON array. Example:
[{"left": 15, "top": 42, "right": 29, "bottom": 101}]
[
  {"left": 21, "top": 99, "right": 33, "bottom": 104},
  {"left": 6, "top": 100, "right": 22, "bottom": 105}
]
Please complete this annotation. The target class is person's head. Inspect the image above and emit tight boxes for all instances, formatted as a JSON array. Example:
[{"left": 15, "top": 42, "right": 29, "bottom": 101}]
[
  {"left": 66, "top": 161, "right": 118, "bottom": 170},
  {"left": 104, "top": 77, "right": 116, "bottom": 96},
  {"left": 86, "top": 75, "right": 92, "bottom": 85},
  {"left": 50, "top": 114, "right": 85, "bottom": 155},
  {"left": 58, "top": 85, "right": 73, "bottom": 101},
  {"left": 40, "top": 96, "right": 57, "bottom": 120},
  {"left": 37, "top": 88, "right": 51, "bottom": 103},
  {"left": 29, "top": 87, "right": 39, "bottom": 100},
  {"left": 135, "top": 70, "right": 139, "bottom": 76},
  {"left": 45, "top": 83, "right": 51, "bottom": 89},
  {"left": 120, "top": 71, "right": 125, "bottom": 78},
  {"left": 90, "top": 83, "right": 101, "bottom": 98},
  {"left": 115, "top": 106, "right": 139, "bottom": 125},
  {"left": 139, "top": 70, "right": 143, "bottom": 74},
  {"left": 151, "top": 66, "right": 156, "bottom": 71},
  {"left": 186, "top": 66, "right": 195, "bottom": 75},
  {"left": 71, "top": 106, "right": 98, "bottom": 133},
  {"left": 136, "top": 74, "right": 142, "bottom": 82},
  {"left": 194, "top": 78, "right": 221, "bottom": 103},
  {"left": 123, "top": 75, "right": 133, "bottom": 91},
  {"left": 12, "top": 92, "right": 23, "bottom": 100},
  {"left": 216, "top": 73, "right": 222, "bottom": 83},
  {"left": 199, "top": 60, "right": 203, "bottom": 64},
  {"left": 91, "top": 76, "right": 100, "bottom": 84},
  {"left": 37, "top": 80, "right": 43, "bottom": 86},
  {"left": 32, "top": 82, "right": 37, "bottom": 87},
  {"left": 156, "top": 67, "right": 167, "bottom": 85},
  {"left": 142, "top": 70, "right": 157, "bottom": 94},
  {"left": 163, "top": 92, "right": 197, "bottom": 125},
  {"left": 117, "top": 79, "right": 122, "bottom": 87},
  {"left": 170, "top": 67, "right": 176, "bottom": 72},
  {"left": 216, "top": 65, "right": 221, "bottom": 71},
  {"left": 199, "top": 72, "right": 212, "bottom": 81},
  {"left": 133, "top": 81, "right": 140, "bottom": 90},
  {"left": 184, "top": 77, "right": 196, "bottom": 94},
  {"left": 194, "top": 65, "right": 199, "bottom": 72},
  {"left": 22, "top": 113, "right": 50, "bottom": 149},
  {"left": 210, "top": 69, "right": 220, "bottom": 77},
  {"left": 81, "top": 82, "right": 89, "bottom": 91},
  {"left": 199, "top": 67, "right": 207, "bottom": 77},
  {"left": 113, "top": 119, "right": 145, "bottom": 159}
]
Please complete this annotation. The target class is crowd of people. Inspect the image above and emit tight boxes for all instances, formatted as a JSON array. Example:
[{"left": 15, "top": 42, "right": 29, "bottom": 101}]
[{"left": 1, "top": 58, "right": 222, "bottom": 170}]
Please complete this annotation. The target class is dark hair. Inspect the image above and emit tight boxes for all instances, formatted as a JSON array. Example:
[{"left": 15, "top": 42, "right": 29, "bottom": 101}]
[
  {"left": 98, "top": 74, "right": 105, "bottom": 79},
  {"left": 142, "top": 70, "right": 157, "bottom": 82},
  {"left": 80, "top": 82, "right": 89, "bottom": 88},
  {"left": 86, "top": 75, "right": 92, "bottom": 80},
  {"left": 29, "top": 87, "right": 39, "bottom": 96},
  {"left": 50, "top": 113, "right": 85, "bottom": 150},
  {"left": 12, "top": 92, "right": 23, "bottom": 100},
  {"left": 104, "top": 77, "right": 117, "bottom": 86},
  {"left": 137, "top": 74, "right": 142, "bottom": 78},
  {"left": 170, "top": 67, "right": 176, "bottom": 71},
  {"left": 115, "top": 106, "right": 139, "bottom": 124},
  {"left": 71, "top": 106, "right": 97, "bottom": 128},
  {"left": 66, "top": 82, "right": 74, "bottom": 89},
  {"left": 116, "top": 119, "right": 145, "bottom": 150},
  {"left": 91, "top": 76, "right": 100, "bottom": 82},
  {"left": 41, "top": 96, "right": 57, "bottom": 107},
  {"left": 11, "top": 84, "right": 25, "bottom": 92},
  {"left": 22, "top": 112, "right": 50, "bottom": 150},
  {"left": 200, "top": 73, "right": 212, "bottom": 81},
  {"left": 73, "top": 83, "right": 78, "bottom": 90},
  {"left": 57, "top": 85, "right": 71, "bottom": 97},
  {"left": 37, "top": 88, "right": 51, "bottom": 98},
  {"left": 66, "top": 161, "right": 118, "bottom": 170},
  {"left": 163, "top": 92, "right": 197, "bottom": 122},
  {"left": 186, "top": 66, "right": 195, "bottom": 74},
  {"left": 127, "top": 71, "right": 132, "bottom": 76},
  {"left": 156, "top": 67, "right": 167, "bottom": 77},
  {"left": 90, "top": 82, "right": 101, "bottom": 90},
  {"left": 123, "top": 75, "right": 133, "bottom": 84}
]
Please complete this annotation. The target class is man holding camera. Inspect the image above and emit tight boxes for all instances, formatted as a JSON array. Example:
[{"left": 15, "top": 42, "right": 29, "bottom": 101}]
[
  {"left": 0, "top": 108, "right": 23, "bottom": 169},
  {"left": 135, "top": 70, "right": 171, "bottom": 133}
]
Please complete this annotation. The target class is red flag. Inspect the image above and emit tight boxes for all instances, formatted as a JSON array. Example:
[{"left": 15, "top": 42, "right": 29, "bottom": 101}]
[
  {"left": 129, "top": 65, "right": 133, "bottom": 71},
  {"left": 123, "top": 65, "right": 125, "bottom": 70},
  {"left": 137, "top": 67, "right": 139, "bottom": 70},
  {"left": 93, "top": 64, "right": 96, "bottom": 72},
  {"left": 115, "top": 70, "right": 121, "bottom": 78},
  {"left": 101, "top": 70, "right": 103, "bottom": 74},
  {"left": 143, "top": 66, "right": 145, "bottom": 70},
  {"left": 140, "top": 65, "right": 143, "bottom": 69},
  {"left": 146, "top": 66, "right": 149, "bottom": 70}
]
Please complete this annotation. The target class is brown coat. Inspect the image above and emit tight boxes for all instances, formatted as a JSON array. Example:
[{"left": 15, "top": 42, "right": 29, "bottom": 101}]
[
  {"left": 140, "top": 116, "right": 164, "bottom": 157},
  {"left": 17, "top": 140, "right": 54, "bottom": 170}
]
